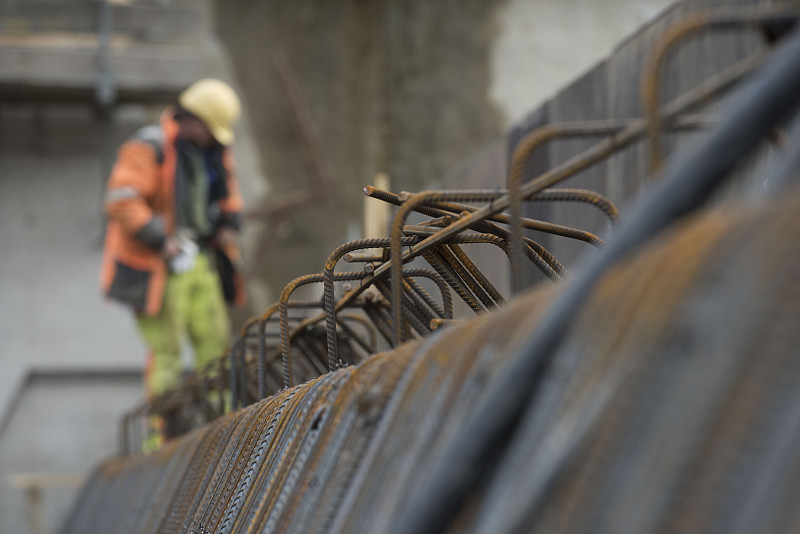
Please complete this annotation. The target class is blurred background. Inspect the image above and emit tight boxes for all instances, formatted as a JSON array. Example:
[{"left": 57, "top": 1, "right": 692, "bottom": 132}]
[{"left": 0, "top": 0, "right": 677, "bottom": 532}]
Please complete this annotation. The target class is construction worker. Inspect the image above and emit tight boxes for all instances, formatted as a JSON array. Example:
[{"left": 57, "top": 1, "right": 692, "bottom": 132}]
[{"left": 100, "top": 79, "right": 246, "bottom": 434}]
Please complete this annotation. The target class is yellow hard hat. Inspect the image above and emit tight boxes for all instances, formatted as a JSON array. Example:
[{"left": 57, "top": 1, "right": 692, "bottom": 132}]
[{"left": 178, "top": 78, "right": 241, "bottom": 146}]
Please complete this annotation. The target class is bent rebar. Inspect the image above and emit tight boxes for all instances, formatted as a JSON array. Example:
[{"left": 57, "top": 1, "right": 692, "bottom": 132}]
[{"left": 643, "top": 3, "right": 800, "bottom": 171}]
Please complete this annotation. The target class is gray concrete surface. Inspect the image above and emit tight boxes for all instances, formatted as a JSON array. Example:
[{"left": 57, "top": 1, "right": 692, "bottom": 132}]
[
  {"left": 0, "top": 370, "right": 142, "bottom": 534},
  {"left": 491, "top": 0, "right": 675, "bottom": 125}
]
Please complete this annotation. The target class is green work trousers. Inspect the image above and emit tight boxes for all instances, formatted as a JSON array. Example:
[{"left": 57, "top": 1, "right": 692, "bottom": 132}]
[{"left": 135, "top": 254, "right": 230, "bottom": 397}]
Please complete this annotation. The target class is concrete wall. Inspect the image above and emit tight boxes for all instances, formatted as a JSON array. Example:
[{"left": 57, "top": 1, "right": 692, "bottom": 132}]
[
  {"left": 491, "top": 0, "right": 674, "bottom": 125},
  {"left": 215, "top": 0, "right": 505, "bottom": 304}
]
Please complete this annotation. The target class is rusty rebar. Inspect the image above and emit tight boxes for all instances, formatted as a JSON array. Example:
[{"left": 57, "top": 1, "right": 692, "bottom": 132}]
[
  {"left": 436, "top": 245, "right": 497, "bottom": 310},
  {"left": 368, "top": 186, "right": 561, "bottom": 286},
  {"left": 404, "top": 273, "right": 449, "bottom": 320},
  {"left": 374, "top": 279, "right": 429, "bottom": 339},
  {"left": 390, "top": 190, "right": 517, "bottom": 344},
  {"left": 507, "top": 115, "right": 711, "bottom": 291},
  {"left": 423, "top": 250, "right": 484, "bottom": 315},
  {"left": 449, "top": 243, "right": 505, "bottom": 306},
  {"left": 370, "top": 52, "right": 764, "bottom": 305},
  {"left": 526, "top": 188, "right": 621, "bottom": 226},
  {"left": 343, "top": 253, "right": 386, "bottom": 263},
  {"left": 323, "top": 237, "right": 418, "bottom": 371},
  {"left": 643, "top": 4, "right": 799, "bottom": 171},
  {"left": 394, "top": 27, "right": 800, "bottom": 533},
  {"left": 405, "top": 224, "right": 562, "bottom": 282},
  {"left": 371, "top": 186, "right": 606, "bottom": 247},
  {"left": 336, "top": 314, "right": 376, "bottom": 358},
  {"left": 279, "top": 271, "right": 369, "bottom": 387}
]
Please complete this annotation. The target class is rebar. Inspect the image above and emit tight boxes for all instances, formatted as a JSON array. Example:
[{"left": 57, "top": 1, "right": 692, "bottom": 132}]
[
  {"left": 280, "top": 271, "right": 369, "bottom": 387},
  {"left": 393, "top": 24, "right": 800, "bottom": 534},
  {"left": 323, "top": 237, "right": 419, "bottom": 372},
  {"left": 369, "top": 51, "right": 765, "bottom": 302},
  {"left": 643, "top": 3, "right": 800, "bottom": 171},
  {"left": 422, "top": 250, "right": 484, "bottom": 315}
]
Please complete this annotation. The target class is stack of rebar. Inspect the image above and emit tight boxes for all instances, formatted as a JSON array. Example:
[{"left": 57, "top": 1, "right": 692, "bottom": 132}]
[
  {"left": 61, "top": 5, "right": 800, "bottom": 533},
  {"left": 61, "top": 179, "right": 800, "bottom": 534}
]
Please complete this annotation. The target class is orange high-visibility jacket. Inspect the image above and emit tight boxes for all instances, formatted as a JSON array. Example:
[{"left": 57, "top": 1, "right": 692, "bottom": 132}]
[{"left": 100, "top": 107, "right": 246, "bottom": 316}]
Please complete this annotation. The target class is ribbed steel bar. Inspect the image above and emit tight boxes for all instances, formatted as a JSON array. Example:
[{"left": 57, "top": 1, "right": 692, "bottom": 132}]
[
  {"left": 366, "top": 186, "right": 563, "bottom": 276},
  {"left": 365, "top": 51, "right": 767, "bottom": 313},
  {"left": 404, "top": 274, "right": 449, "bottom": 320},
  {"left": 392, "top": 188, "right": 572, "bottom": 335},
  {"left": 398, "top": 277, "right": 439, "bottom": 332},
  {"left": 386, "top": 190, "right": 603, "bottom": 246},
  {"left": 374, "top": 278, "right": 429, "bottom": 339},
  {"left": 339, "top": 313, "right": 378, "bottom": 350},
  {"left": 404, "top": 224, "right": 507, "bottom": 306},
  {"left": 404, "top": 215, "right": 563, "bottom": 281},
  {"left": 394, "top": 268, "right": 453, "bottom": 324},
  {"left": 217, "top": 355, "right": 227, "bottom": 416},
  {"left": 525, "top": 188, "right": 621, "bottom": 226},
  {"left": 392, "top": 25, "right": 800, "bottom": 534},
  {"left": 323, "top": 237, "right": 419, "bottom": 372},
  {"left": 506, "top": 115, "right": 711, "bottom": 291},
  {"left": 395, "top": 191, "right": 605, "bottom": 248},
  {"left": 449, "top": 243, "right": 505, "bottom": 306},
  {"left": 390, "top": 191, "right": 516, "bottom": 344},
  {"left": 523, "top": 237, "right": 567, "bottom": 277},
  {"left": 422, "top": 249, "right": 484, "bottom": 315},
  {"left": 257, "top": 304, "right": 279, "bottom": 400},
  {"left": 237, "top": 337, "right": 250, "bottom": 407},
  {"left": 643, "top": 3, "right": 800, "bottom": 171},
  {"left": 437, "top": 245, "right": 497, "bottom": 310},
  {"left": 229, "top": 341, "right": 241, "bottom": 412},
  {"left": 343, "top": 252, "right": 386, "bottom": 263},
  {"left": 361, "top": 297, "right": 394, "bottom": 345},
  {"left": 368, "top": 184, "right": 622, "bottom": 227},
  {"left": 256, "top": 318, "right": 268, "bottom": 400},
  {"left": 280, "top": 271, "right": 370, "bottom": 388},
  {"left": 335, "top": 315, "right": 376, "bottom": 359},
  {"left": 294, "top": 336, "right": 328, "bottom": 375},
  {"left": 405, "top": 223, "right": 562, "bottom": 284}
]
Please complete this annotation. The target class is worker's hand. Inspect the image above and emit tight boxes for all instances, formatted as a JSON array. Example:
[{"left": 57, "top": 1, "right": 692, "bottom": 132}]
[
  {"left": 161, "top": 236, "right": 181, "bottom": 260},
  {"left": 215, "top": 227, "right": 237, "bottom": 250}
]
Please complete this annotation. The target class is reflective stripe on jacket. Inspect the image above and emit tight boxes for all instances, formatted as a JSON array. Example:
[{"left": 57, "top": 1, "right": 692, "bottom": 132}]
[{"left": 100, "top": 107, "right": 246, "bottom": 315}]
